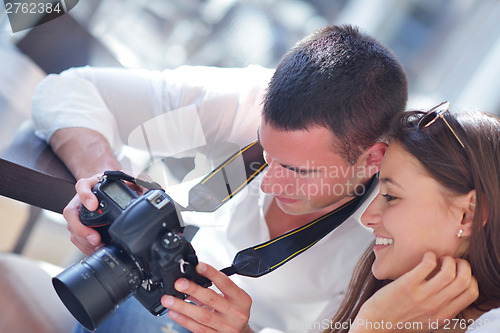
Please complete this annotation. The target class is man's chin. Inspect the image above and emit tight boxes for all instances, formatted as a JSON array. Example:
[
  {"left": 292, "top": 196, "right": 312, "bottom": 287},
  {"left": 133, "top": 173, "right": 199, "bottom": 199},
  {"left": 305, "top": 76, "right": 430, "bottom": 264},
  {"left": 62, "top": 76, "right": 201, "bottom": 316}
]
[{"left": 275, "top": 199, "right": 309, "bottom": 216}]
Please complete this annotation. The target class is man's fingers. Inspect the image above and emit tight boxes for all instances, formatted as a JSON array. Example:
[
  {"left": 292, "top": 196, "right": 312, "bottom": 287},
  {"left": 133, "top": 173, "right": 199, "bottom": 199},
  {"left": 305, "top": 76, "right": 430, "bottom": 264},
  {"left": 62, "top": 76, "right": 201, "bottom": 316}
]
[
  {"left": 162, "top": 295, "right": 224, "bottom": 332},
  {"left": 173, "top": 277, "right": 233, "bottom": 315},
  {"left": 63, "top": 193, "right": 102, "bottom": 255},
  {"left": 196, "top": 263, "right": 251, "bottom": 305},
  {"left": 75, "top": 176, "right": 100, "bottom": 210},
  {"left": 169, "top": 263, "right": 251, "bottom": 326},
  {"left": 167, "top": 309, "right": 217, "bottom": 333}
]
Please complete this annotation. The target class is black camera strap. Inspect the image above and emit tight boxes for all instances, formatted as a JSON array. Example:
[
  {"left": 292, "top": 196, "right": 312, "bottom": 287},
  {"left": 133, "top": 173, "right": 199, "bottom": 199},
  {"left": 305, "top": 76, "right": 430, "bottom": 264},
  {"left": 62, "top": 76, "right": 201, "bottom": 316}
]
[
  {"left": 185, "top": 140, "right": 268, "bottom": 212},
  {"left": 220, "top": 176, "right": 377, "bottom": 277},
  {"left": 108, "top": 140, "right": 377, "bottom": 279}
]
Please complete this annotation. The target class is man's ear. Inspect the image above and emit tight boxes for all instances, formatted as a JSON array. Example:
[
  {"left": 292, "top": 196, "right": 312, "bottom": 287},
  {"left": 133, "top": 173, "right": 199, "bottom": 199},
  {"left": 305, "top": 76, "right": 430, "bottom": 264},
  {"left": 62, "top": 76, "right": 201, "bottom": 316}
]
[{"left": 357, "top": 142, "right": 388, "bottom": 177}]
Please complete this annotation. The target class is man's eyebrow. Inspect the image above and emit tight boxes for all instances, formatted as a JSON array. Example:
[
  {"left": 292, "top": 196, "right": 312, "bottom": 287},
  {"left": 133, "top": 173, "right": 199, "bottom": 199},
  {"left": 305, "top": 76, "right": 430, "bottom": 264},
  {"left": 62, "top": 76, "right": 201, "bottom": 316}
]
[
  {"left": 257, "top": 127, "right": 317, "bottom": 174},
  {"left": 379, "top": 177, "right": 403, "bottom": 189}
]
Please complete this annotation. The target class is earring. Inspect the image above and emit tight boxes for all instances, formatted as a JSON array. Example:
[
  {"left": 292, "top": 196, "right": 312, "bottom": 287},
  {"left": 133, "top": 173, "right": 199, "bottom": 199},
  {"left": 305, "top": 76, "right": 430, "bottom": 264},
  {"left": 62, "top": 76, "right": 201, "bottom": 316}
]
[{"left": 457, "top": 229, "right": 463, "bottom": 238}]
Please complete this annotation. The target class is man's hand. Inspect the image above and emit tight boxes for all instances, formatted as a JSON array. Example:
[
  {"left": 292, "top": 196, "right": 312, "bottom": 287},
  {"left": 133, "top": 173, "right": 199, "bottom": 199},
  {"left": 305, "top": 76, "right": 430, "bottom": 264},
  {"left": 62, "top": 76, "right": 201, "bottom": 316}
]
[
  {"left": 63, "top": 175, "right": 103, "bottom": 255},
  {"left": 350, "top": 252, "right": 479, "bottom": 333},
  {"left": 161, "top": 263, "right": 254, "bottom": 333},
  {"left": 52, "top": 127, "right": 123, "bottom": 254}
]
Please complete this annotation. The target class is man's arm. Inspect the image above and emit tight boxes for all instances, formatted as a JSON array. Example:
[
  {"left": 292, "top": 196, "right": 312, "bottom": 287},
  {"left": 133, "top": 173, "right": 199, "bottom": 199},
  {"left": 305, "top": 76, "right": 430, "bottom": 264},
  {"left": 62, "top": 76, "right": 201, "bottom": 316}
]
[
  {"left": 32, "top": 67, "right": 167, "bottom": 153},
  {"left": 32, "top": 65, "right": 272, "bottom": 153},
  {"left": 50, "top": 128, "right": 121, "bottom": 180},
  {"left": 32, "top": 65, "right": 271, "bottom": 253}
]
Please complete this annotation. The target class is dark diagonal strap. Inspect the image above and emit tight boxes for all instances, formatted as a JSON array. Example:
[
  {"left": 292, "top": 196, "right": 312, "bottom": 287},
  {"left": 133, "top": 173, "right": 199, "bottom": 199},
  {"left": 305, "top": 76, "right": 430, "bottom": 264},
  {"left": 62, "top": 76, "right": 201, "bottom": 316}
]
[
  {"left": 221, "top": 176, "right": 378, "bottom": 277},
  {"left": 185, "top": 140, "right": 267, "bottom": 212}
]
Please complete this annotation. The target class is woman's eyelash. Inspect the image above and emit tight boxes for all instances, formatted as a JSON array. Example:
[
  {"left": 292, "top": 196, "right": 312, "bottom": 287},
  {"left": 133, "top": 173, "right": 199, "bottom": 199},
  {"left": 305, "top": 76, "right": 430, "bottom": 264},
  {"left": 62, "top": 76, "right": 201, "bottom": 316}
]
[{"left": 381, "top": 193, "right": 397, "bottom": 202}]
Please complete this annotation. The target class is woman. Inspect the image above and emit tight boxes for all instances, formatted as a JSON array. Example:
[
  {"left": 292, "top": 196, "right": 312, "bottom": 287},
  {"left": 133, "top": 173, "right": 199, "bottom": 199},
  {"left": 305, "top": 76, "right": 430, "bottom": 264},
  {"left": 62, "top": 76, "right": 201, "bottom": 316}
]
[
  {"left": 161, "top": 102, "right": 500, "bottom": 333},
  {"left": 327, "top": 101, "right": 500, "bottom": 332}
]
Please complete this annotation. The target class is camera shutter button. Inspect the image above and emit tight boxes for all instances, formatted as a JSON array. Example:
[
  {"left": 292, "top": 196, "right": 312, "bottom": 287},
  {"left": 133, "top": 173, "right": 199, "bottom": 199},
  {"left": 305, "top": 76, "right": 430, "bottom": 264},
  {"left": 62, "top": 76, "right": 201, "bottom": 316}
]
[{"left": 162, "top": 232, "right": 181, "bottom": 249}]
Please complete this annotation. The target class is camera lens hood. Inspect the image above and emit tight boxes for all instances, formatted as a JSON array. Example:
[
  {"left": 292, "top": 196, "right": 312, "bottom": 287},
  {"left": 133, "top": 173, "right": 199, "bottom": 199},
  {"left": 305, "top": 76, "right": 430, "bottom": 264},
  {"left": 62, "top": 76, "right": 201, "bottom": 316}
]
[{"left": 52, "top": 245, "right": 142, "bottom": 331}]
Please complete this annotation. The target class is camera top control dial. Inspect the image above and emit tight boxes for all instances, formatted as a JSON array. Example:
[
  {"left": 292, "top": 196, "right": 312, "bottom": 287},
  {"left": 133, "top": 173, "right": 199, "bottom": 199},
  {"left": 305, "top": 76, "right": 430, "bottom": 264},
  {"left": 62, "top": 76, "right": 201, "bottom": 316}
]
[{"left": 161, "top": 232, "right": 182, "bottom": 250}]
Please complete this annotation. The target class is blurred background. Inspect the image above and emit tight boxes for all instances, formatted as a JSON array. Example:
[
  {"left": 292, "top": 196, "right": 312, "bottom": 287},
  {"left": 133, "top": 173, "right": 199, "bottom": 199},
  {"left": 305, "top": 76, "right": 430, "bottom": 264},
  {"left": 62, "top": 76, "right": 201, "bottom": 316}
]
[{"left": 1, "top": 0, "right": 500, "bottom": 267}]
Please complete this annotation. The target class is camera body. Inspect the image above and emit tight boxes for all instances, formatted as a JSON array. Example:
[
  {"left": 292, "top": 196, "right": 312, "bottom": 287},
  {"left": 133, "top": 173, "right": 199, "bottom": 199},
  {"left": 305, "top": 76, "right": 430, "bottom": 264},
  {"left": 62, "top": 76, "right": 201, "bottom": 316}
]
[{"left": 53, "top": 176, "right": 211, "bottom": 331}]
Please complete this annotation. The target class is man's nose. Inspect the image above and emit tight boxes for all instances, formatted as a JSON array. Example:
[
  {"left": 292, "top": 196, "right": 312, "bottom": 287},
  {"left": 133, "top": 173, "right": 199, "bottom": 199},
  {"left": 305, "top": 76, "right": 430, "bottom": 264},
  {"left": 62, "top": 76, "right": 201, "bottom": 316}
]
[{"left": 260, "top": 161, "right": 284, "bottom": 194}]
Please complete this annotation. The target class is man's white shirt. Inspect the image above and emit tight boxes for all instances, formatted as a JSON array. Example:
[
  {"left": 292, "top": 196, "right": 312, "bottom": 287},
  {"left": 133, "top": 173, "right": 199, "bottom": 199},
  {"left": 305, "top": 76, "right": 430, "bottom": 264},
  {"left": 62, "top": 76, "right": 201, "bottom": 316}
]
[{"left": 32, "top": 65, "right": 374, "bottom": 332}]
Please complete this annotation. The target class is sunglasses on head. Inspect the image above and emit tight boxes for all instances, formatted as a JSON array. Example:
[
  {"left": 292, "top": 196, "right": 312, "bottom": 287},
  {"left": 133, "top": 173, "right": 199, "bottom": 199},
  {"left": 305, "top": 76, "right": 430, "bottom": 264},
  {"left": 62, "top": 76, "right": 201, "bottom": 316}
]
[{"left": 418, "top": 101, "right": 465, "bottom": 149}]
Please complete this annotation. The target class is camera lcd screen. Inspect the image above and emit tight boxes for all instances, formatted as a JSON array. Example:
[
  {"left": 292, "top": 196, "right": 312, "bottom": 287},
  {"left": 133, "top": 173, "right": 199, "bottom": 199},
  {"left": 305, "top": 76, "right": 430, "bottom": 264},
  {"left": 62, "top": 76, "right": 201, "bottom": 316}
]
[{"left": 102, "top": 182, "right": 135, "bottom": 209}]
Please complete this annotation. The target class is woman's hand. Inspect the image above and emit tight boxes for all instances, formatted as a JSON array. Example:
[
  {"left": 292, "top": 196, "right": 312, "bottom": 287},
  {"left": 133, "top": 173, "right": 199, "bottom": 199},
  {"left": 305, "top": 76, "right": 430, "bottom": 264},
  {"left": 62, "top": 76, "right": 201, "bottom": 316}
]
[
  {"left": 161, "top": 262, "right": 254, "bottom": 333},
  {"left": 351, "top": 252, "right": 479, "bottom": 333}
]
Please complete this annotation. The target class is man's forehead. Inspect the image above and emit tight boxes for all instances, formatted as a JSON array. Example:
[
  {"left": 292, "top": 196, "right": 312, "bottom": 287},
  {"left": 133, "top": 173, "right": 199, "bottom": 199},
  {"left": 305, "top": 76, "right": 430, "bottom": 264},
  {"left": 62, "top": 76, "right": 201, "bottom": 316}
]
[
  {"left": 258, "top": 120, "right": 338, "bottom": 140},
  {"left": 258, "top": 122, "right": 347, "bottom": 167}
]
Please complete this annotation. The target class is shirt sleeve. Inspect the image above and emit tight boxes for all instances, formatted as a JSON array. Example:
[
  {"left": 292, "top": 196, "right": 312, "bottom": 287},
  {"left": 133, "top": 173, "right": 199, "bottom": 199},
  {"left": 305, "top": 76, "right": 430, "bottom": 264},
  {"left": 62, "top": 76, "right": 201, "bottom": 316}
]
[{"left": 31, "top": 65, "right": 273, "bottom": 153}]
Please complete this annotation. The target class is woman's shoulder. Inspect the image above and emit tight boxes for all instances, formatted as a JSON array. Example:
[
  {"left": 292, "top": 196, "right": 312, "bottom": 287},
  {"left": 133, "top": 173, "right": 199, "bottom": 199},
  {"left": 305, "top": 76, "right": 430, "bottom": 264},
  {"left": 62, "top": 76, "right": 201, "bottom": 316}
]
[{"left": 467, "top": 307, "right": 500, "bottom": 332}]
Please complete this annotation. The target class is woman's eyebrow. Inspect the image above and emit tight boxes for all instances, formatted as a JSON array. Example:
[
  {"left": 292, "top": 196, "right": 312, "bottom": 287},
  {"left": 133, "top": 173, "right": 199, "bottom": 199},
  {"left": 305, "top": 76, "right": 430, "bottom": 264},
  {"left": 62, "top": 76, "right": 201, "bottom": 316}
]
[{"left": 380, "top": 177, "right": 403, "bottom": 189}]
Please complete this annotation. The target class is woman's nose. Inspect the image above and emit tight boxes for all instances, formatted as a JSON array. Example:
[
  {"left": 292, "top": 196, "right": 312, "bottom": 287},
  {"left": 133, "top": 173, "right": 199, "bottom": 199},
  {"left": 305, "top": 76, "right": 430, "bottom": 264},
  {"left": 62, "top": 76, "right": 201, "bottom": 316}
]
[{"left": 361, "top": 193, "right": 383, "bottom": 229}]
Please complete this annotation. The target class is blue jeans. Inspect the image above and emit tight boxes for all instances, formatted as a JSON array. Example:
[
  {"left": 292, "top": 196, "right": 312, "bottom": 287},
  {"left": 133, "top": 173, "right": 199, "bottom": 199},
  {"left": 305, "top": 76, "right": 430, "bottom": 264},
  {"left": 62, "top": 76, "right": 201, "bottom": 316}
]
[{"left": 72, "top": 297, "right": 191, "bottom": 333}]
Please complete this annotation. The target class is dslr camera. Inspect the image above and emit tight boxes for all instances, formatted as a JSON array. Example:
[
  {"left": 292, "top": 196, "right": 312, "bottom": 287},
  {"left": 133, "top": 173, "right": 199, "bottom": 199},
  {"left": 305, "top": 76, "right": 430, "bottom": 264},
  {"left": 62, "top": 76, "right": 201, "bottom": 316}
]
[{"left": 52, "top": 173, "right": 211, "bottom": 331}]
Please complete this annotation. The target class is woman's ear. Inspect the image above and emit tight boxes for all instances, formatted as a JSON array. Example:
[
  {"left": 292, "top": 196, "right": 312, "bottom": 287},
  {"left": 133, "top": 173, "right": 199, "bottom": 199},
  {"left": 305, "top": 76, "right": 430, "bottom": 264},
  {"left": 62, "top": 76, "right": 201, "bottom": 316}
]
[
  {"left": 357, "top": 142, "right": 388, "bottom": 177},
  {"left": 459, "top": 190, "right": 477, "bottom": 237}
]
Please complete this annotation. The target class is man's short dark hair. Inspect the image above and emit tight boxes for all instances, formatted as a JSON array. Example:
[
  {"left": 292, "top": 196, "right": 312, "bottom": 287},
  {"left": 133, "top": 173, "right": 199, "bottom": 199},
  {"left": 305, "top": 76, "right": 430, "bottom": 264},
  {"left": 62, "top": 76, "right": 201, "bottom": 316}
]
[{"left": 263, "top": 24, "right": 408, "bottom": 163}]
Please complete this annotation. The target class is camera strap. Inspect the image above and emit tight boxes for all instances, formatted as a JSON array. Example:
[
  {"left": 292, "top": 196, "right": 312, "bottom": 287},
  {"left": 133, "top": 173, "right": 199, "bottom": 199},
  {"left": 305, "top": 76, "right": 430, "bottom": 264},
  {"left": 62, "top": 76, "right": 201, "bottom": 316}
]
[
  {"left": 220, "top": 175, "right": 377, "bottom": 277},
  {"left": 185, "top": 140, "right": 268, "bottom": 212}
]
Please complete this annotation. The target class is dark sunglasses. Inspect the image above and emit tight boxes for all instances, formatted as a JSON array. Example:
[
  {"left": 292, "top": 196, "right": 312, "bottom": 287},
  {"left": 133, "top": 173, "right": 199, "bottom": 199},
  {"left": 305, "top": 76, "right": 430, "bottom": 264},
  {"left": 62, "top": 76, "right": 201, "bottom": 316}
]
[{"left": 418, "top": 101, "right": 465, "bottom": 148}]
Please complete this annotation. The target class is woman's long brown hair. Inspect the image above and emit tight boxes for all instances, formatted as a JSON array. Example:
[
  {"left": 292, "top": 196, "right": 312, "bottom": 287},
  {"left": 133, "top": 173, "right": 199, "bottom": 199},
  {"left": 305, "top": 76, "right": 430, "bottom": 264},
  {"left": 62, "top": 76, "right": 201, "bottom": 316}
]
[
  {"left": 324, "top": 109, "right": 500, "bottom": 332},
  {"left": 324, "top": 246, "right": 390, "bottom": 333}
]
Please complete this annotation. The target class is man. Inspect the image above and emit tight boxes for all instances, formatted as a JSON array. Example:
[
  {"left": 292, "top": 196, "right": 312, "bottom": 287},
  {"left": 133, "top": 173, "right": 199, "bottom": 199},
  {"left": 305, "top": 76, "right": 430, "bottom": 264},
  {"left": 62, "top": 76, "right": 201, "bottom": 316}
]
[{"left": 32, "top": 25, "right": 407, "bottom": 332}]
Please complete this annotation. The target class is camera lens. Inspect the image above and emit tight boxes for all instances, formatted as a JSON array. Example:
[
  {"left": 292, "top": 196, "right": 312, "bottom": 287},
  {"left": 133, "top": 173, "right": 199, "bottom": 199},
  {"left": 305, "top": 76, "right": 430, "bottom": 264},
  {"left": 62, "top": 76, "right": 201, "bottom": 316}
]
[{"left": 52, "top": 245, "right": 142, "bottom": 331}]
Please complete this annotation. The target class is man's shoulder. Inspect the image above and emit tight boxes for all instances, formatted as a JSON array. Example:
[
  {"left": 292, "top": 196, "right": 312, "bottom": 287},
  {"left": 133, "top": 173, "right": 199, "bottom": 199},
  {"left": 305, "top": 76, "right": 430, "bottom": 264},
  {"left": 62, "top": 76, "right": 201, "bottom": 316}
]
[{"left": 161, "top": 65, "right": 274, "bottom": 86}]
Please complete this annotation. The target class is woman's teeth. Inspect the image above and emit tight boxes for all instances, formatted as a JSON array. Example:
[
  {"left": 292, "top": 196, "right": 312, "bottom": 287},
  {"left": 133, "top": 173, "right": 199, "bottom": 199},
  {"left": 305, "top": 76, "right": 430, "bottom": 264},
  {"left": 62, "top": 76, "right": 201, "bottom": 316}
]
[{"left": 375, "top": 237, "right": 393, "bottom": 245}]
